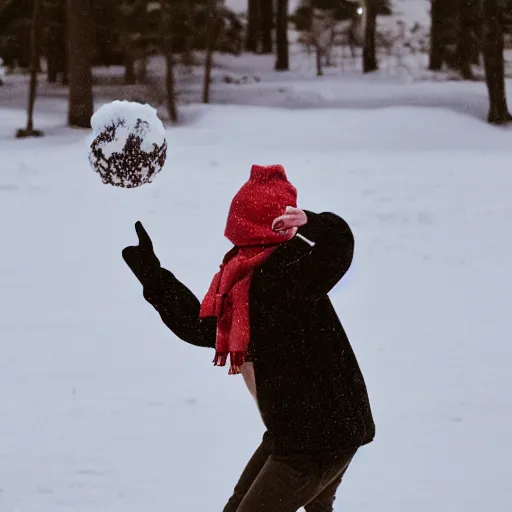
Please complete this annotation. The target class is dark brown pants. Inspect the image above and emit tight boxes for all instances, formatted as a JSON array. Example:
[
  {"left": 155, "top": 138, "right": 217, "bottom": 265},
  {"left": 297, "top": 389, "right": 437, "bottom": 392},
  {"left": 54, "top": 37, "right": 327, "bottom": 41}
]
[{"left": 223, "top": 435, "right": 358, "bottom": 512}]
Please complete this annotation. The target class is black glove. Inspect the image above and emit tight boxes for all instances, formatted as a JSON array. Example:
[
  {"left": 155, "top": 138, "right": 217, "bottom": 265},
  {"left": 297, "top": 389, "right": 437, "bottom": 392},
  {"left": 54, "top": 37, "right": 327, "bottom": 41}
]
[{"left": 122, "top": 221, "right": 161, "bottom": 286}]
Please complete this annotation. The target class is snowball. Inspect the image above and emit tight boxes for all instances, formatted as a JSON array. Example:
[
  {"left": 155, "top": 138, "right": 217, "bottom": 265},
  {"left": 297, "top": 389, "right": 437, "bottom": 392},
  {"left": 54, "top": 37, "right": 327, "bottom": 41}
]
[{"left": 88, "top": 100, "right": 167, "bottom": 188}]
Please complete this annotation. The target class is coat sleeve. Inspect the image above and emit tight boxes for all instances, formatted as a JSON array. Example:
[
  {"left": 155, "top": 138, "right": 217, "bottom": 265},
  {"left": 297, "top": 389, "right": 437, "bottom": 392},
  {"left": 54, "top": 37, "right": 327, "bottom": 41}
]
[
  {"left": 273, "top": 210, "right": 354, "bottom": 301},
  {"left": 142, "top": 267, "right": 217, "bottom": 349}
]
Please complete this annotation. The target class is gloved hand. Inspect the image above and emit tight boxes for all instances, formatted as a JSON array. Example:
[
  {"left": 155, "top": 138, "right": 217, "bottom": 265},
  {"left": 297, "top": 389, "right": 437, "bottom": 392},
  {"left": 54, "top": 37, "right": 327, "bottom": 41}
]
[{"left": 122, "top": 221, "right": 161, "bottom": 286}]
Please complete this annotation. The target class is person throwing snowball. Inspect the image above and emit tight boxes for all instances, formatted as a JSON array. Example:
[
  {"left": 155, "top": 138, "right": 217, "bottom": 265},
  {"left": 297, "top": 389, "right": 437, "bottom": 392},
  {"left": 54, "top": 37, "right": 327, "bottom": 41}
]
[{"left": 122, "top": 164, "right": 375, "bottom": 511}]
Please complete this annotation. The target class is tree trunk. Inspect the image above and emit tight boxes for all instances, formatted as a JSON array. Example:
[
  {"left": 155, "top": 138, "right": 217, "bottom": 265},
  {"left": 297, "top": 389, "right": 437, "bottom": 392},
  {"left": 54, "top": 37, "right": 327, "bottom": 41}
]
[
  {"left": 162, "top": 1, "right": 178, "bottom": 123},
  {"left": 429, "top": 0, "right": 443, "bottom": 70},
  {"left": 165, "top": 53, "right": 178, "bottom": 122},
  {"left": 316, "top": 45, "right": 323, "bottom": 76},
  {"left": 181, "top": 2, "right": 195, "bottom": 68},
  {"left": 62, "top": 49, "right": 69, "bottom": 84},
  {"left": 457, "top": 0, "right": 476, "bottom": 79},
  {"left": 26, "top": 0, "right": 43, "bottom": 133},
  {"left": 67, "top": 0, "right": 94, "bottom": 128},
  {"left": 260, "top": 0, "right": 273, "bottom": 54},
  {"left": 275, "top": 0, "right": 289, "bottom": 71},
  {"left": 325, "top": 34, "right": 334, "bottom": 67},
  {"left": 18, "top": 27, "right": 32, "bottom": 69},
  {"left": 124, "top": 53, "right": 137, "bottom": 85},
  {"left": 45, "top": 0, "right": 65, "bottom": 84},
  {"left": 47, "top": 63, "right": 58, "bottom": 83},
  {"left": 203, "top": 0, "right": 218, "bottom": 104},
  {"left": 472, "top": 15, "right": 483, "bottom": 65},
  {"left": 62, "top": 2, "right": 69, "bottom": 85},
  {"left": 363, "top": 2, "right": 378, "bottom": 73},
  {"left": 137, "top": 56, "right": 148, "bottom": 83},
  {"left": 482, "top": 0, "right": 510, "bottom": 124},
  {"left": 246, "top": 0, "right": 260, "bottom": 53},
  {"left": 46, "top": 31, "right": 61, "bottom": 83}
]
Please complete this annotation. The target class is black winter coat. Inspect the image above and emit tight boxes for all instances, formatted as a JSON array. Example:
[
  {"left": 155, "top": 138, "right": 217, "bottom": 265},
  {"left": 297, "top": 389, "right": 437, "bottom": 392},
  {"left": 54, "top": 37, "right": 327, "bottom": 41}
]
[{"left": 134, "top": 211, "right": 375, "bottom": 456}]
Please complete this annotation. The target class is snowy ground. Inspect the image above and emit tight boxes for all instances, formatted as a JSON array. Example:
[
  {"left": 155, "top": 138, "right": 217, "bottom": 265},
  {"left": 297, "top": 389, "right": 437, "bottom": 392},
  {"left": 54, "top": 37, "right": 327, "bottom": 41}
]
[
  {"left": 1, "top": 90, "right": 512, "bottom": 511},
  {"left": 4, "top": 46, "right": 512, "bottom": 128}
]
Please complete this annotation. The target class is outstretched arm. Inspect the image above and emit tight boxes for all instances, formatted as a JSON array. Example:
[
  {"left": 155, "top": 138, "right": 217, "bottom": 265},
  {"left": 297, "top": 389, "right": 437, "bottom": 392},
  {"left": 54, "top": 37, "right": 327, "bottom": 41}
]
[
  {"left": 142, "top": 268, "right": 216, "bottom": 348},
  {"left": 122, "top": 221, "right": 216, "bottom": 349}
]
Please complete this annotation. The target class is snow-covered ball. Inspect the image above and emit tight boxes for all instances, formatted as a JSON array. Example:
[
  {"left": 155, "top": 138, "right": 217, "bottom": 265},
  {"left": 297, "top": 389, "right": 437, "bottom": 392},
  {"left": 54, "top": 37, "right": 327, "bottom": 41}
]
[{"left": 88, "top": 101, "right": 167, "bottom": 188}]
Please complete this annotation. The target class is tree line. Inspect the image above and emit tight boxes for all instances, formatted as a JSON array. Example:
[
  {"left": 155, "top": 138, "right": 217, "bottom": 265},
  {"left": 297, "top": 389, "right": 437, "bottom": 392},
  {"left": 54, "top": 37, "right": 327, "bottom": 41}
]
[
  {"left": 0, "top": 0, "right": 253, "bottom": 135},
  {"left": 0, "top": 0, "right": 512, "bottom": 136}
]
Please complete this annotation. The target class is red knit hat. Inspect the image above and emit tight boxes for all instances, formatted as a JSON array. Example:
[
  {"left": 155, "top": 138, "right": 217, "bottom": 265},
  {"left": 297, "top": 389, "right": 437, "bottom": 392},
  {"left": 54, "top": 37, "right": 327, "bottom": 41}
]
[{"left": 224, "top": 164, "right": 298, "bottom": 247}]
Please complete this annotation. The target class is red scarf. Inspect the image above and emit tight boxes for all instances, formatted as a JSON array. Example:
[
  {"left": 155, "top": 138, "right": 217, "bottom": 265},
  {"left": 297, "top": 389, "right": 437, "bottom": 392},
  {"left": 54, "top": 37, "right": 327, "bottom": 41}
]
[
  {"left": 199, "top": 164, "right": 298, "bottom": 374},
  {"left": 199, "top": 245, "right": 278, "bottom": 374}
]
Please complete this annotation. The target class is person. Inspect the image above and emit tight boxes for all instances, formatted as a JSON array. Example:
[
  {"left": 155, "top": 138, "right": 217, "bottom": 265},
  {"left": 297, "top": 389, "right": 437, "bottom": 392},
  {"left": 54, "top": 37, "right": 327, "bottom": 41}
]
[{"left": 122, "top": 164, "right": 375, "bottom": 511}]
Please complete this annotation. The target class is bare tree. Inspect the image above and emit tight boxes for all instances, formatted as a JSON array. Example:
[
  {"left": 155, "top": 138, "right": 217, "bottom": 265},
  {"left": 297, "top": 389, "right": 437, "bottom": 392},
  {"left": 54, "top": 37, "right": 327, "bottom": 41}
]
[
  {"left": 482, "top": 0, "right": 511, "bottom": 124},
  {"left": 303, "top": 8, "right": 336, "bottom": 77},
  {"left": 429, "top": 0, "right": 443, "bottom": 70},
  {"left": 260, "top": 0, "right": 273, "bottom": 54},
  {"left": 275, "top": 0, "right": 289, "bottom": 71},
  {"left": 67, "top": 0, "right": 94, "bottom": 128},
  {"left": 17, "top": 0, "right": 44, "bottom": 138}
]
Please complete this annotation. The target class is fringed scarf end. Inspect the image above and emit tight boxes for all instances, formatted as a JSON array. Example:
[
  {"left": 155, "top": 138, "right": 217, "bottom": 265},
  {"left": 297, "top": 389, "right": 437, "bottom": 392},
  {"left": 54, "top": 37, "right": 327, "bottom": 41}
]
[
  {"left": 213, "top": 351, "right": 247, "bottom": 375},
  {"left": 213, "top": 352, "right": 228, "bottom": 367},
  {"left": 228, "top": 351, "right": 246, "bottom": 375}
]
